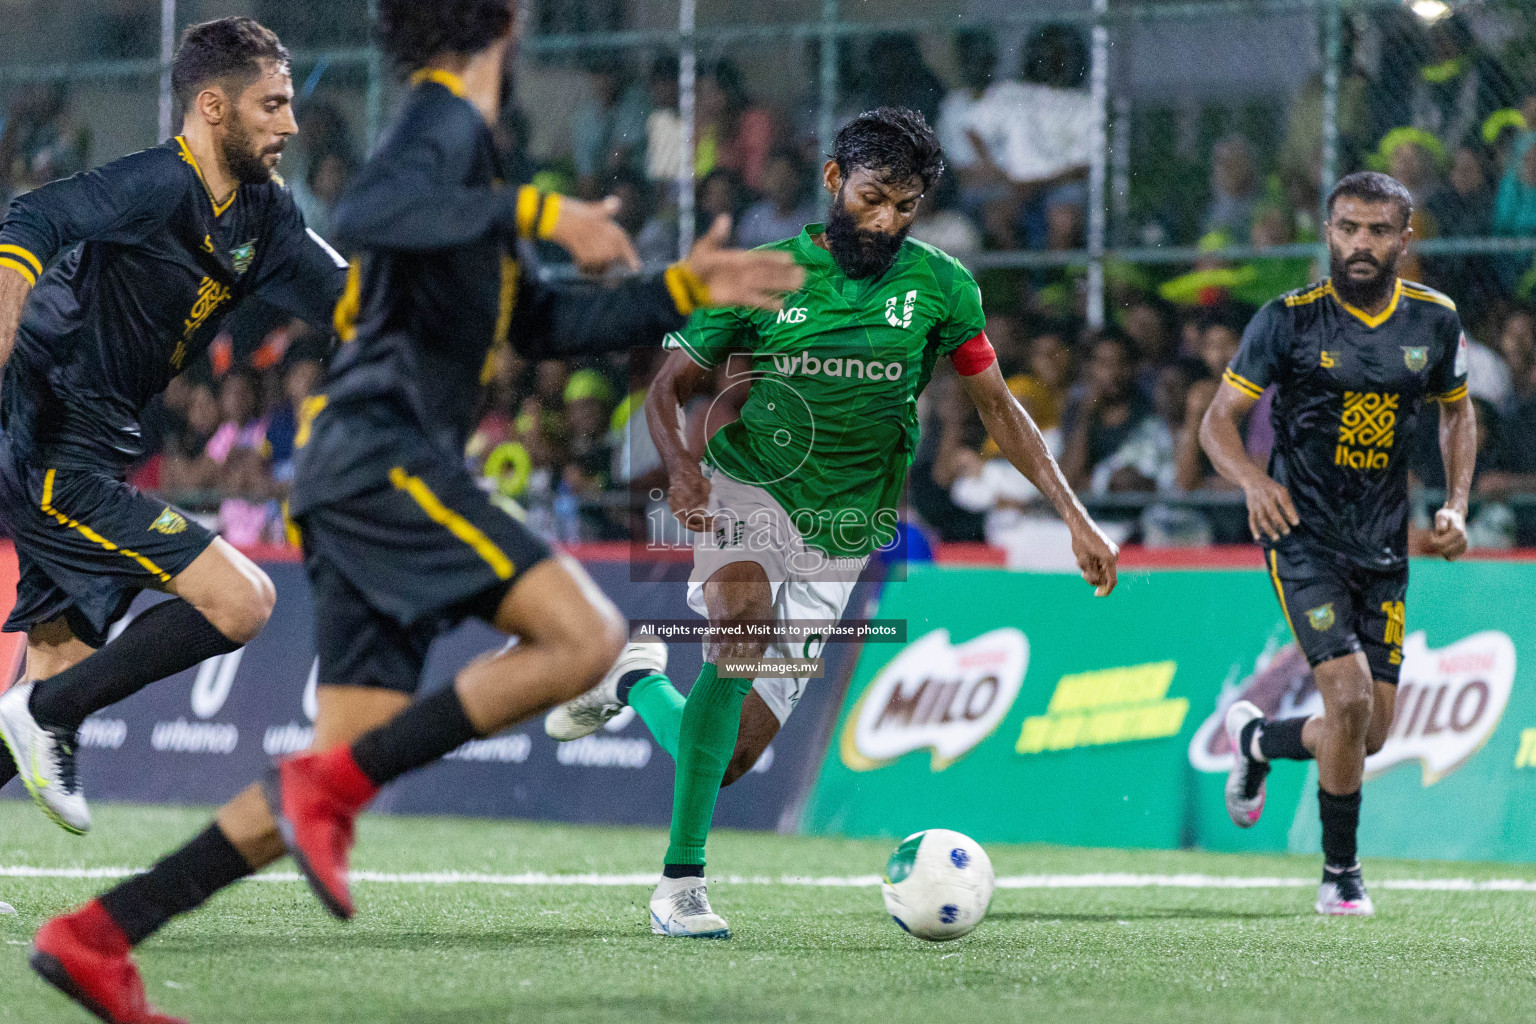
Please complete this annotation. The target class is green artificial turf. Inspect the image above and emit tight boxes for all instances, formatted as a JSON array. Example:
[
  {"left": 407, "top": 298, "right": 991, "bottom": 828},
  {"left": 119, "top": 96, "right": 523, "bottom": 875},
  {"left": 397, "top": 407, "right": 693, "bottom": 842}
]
[{"left": 3, "top": 801, "right": 1536, "bottom": 1023}]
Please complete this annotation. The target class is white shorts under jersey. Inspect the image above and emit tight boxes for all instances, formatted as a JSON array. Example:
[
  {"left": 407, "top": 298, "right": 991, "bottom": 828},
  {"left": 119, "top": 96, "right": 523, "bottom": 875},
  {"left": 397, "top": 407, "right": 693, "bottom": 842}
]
[{"left": 687, "top": 467, "right": 867, "bottom": 724}]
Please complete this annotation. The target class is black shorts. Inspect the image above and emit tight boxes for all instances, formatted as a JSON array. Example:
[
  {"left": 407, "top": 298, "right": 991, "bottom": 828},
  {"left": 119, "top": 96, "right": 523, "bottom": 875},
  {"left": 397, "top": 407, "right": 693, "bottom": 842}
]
[
  {"left": 295, "top": 460, "right": 552, "bottom": 694},
  {"left": 0, "top": 444, "right": 213, "bottom": 646},
  {"left": 1265, "top": 540, "right": 1408, "bottom": 685}
]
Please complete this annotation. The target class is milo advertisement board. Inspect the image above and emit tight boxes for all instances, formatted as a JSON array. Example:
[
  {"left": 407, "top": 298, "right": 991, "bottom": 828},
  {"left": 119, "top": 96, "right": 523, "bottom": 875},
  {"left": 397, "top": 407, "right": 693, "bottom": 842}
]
[{"left": 803, "top": 559, "right": 1536, "bottom": 861}]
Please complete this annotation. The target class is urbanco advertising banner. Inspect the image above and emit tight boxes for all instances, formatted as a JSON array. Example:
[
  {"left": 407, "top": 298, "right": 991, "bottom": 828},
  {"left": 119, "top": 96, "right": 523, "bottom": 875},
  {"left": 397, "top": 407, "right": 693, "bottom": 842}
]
[
  {"left": 0, "top": 551, "right": 869, "bottom": 832},
  {"left": 803, "top": 559, "right": 1536, "bottom": 862}
]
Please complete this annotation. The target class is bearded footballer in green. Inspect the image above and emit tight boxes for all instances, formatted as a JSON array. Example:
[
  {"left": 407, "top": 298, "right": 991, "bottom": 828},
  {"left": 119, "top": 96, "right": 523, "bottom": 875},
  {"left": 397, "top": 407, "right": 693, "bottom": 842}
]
[{"left": 547, "top": 108, "right": 1120, "bottom": 937}]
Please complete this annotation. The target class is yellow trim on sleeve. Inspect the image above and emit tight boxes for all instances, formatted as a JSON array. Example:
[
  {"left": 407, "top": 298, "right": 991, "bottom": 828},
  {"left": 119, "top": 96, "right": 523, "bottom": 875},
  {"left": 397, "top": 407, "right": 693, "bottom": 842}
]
[
  {"left": 1268, "top": 550, "right": 1298, "bottom": 642},
  {"left": 409, "top": 68, "right": 468, "bottom": 98},
  {"left": 388, "top": 467, "right": 514, "bottom": 580},
  {"left": 0, "top": 244, "right": 42, "bottom": 276},
  {"left": 535, "top": 193, "right": 563, "bottom": 240},
  {"left": 1401, "top": 282, "right": 1457, "bottom": 311},
  {"left": 0, "top": 257, "right": 36, "bottom": 287},
  {"left": 333, "top": 261, "right": 361, "bottom": 342},
  {"left": 663, "top": 263, "right": 711, "bottom": 317},
  {"left": 1222, "top": 368, "right": 1265, "bottom": 399},
  {"left": 174, "top": 136, "right": 236, "bottom": 216},
  {"left": 1435, "top": 384, "right": 1469, "bottom": 404},
  {"left": 40, "top": 469, "right": 172, "bottom": 583},
  {"left": 294, "top": 394, "right": 328, "bottom": 449},
  {"left": 515, "top": 186, "right": 540, "bottom": 239},
  {"left": 1283, "top": 282, "right": 1330, "bottom": 307}
]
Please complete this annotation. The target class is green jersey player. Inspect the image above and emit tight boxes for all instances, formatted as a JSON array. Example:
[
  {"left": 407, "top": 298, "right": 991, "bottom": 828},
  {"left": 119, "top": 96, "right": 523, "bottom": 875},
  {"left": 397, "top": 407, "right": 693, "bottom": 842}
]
[{"left": 546, "top": 108, "right": 1119, "bottom": 937}]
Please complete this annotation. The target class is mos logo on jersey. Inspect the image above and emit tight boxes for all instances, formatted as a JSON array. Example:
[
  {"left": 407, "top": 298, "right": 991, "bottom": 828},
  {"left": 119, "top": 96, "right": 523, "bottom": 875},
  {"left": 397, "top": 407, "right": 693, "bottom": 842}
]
[{"left": 885, "top": 289, "right": 918, "bottom": 329}]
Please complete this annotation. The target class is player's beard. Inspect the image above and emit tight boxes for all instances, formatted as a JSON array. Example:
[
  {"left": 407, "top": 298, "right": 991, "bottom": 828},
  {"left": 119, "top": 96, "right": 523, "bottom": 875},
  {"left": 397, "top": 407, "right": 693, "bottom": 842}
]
[
  {"left": 221, "top": 110, "right": 281, "bottom": 186},
  {"left": 825, "top": 189, "right": 909, "bottom": 280},
  {"left": 1328, "top": 243, "right": 1400, "bottom": 309}
]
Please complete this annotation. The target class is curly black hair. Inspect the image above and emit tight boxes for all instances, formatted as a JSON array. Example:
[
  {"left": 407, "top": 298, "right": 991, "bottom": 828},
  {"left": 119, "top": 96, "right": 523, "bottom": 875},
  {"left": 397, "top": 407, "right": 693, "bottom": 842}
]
[
  {"left": 833, "top": 107, "right": 945, "bottom": 193},
  {"left": 377, "top": 0, "right": 514, "bottom": 72},
  {"left": 171, "top": 17, "right": 288, "bottom": 114},
  {"left": 1326, "top": 170, "right": 1414, "bottom": 229}
]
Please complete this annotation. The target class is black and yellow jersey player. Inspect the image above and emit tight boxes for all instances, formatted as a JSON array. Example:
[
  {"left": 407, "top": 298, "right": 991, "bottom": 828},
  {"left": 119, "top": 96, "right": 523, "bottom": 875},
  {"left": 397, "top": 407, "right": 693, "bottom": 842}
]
[
  {"left": 1199, "top": 171, "right": 1476, "bottom": 919},
  {"left": 0, "top": 18, "right": 347, "bottom": 838}
]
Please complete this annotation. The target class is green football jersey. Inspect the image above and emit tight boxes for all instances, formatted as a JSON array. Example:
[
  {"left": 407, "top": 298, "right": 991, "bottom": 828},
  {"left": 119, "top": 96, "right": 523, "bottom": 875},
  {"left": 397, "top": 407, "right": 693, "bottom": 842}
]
[{"left": 665, "top": 224, "right": 986, "bottom": 557}]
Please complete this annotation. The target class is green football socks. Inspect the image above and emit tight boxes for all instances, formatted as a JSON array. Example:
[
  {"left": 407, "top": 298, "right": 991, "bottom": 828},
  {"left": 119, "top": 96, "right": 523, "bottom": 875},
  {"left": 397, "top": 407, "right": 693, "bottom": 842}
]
[
  {"left": 663, "top": 663, "right": 754, "bottom": 867},
  {"left": 628, "top": 672, "right": 685, "bottom": 759}
]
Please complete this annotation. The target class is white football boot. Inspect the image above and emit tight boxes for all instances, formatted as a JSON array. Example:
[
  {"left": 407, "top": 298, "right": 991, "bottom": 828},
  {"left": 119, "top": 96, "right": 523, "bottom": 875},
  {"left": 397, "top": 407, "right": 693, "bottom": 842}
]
[
  {"left": 1223, "top": 700, "right": 1270, "bottom": 829},
  {"left": 650, "top": 875, "right": 731, "bottom": 938},
  {"left": 0, "top": 683, "right": 91, "bottom": 834},
  {"left": 1316, "top": 863, "right": 1374, "bottom": 917},
  {"left": 545, "top": 635, "right": 667, "bottom": 741}
]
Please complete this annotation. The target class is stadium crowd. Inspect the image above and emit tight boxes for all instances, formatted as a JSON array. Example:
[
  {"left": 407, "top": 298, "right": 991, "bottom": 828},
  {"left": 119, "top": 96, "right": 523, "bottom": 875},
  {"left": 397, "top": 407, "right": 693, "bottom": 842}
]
[{"left": 5, "top": 10, "right": 1536, "bottom": 551}]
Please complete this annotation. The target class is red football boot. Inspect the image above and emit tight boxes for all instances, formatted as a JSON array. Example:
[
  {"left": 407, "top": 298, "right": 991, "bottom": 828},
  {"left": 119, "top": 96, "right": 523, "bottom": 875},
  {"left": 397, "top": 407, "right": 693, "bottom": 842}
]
[
  {"left": 30, "top": 900, "right": 186, "bottom": 1024},
  {"left": 261, "top": 747, "right": 378, "bottom": 920}
]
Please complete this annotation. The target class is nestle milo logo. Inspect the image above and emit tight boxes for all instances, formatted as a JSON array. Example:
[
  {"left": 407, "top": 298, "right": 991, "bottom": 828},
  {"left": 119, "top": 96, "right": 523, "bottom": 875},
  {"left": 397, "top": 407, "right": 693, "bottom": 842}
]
[
  {"left": 841, "top": 628, "right": 1028, "bottom": 772},
  {"left": 770, "top": 353, "right": 904, "bottom": 381}
]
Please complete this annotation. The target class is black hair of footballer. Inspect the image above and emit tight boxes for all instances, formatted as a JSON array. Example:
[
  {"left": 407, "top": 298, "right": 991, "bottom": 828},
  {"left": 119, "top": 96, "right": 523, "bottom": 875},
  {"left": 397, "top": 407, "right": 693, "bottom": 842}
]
[
  {"left": 377, "top": 0, "right": 514, "bottom": 72},
  {"left": 171, "top": 17, "right": 289, "bottom": 115},
  {"left": 1326, "top": 170, "right": 1414, "bottom": 229},
  {"left": 833, "top": 107, "right": 945, "bottom": 194}
]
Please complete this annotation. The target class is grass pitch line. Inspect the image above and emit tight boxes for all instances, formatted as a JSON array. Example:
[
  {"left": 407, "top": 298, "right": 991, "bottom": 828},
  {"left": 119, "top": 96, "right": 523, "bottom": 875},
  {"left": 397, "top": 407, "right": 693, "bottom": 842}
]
[{"left": 5, "top": 866, "right": 1536, "bottom": 892}]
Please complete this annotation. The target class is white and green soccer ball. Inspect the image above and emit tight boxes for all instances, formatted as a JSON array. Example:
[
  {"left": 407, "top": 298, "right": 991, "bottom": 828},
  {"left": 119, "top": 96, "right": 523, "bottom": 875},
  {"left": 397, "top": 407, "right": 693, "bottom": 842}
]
[{"left": 881, "top": 829, "right": 995, "bottom": 941}]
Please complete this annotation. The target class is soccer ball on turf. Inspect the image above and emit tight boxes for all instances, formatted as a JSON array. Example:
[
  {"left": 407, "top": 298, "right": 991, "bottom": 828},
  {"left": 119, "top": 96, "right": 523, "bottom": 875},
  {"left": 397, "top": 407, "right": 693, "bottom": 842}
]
[{"left": 881, "top": 829, "right": 994, "bottom": 941}]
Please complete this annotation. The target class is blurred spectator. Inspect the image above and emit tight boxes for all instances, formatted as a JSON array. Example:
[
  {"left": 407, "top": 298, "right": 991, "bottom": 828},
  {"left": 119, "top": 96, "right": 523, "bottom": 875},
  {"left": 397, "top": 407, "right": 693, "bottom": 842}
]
[
  {"left": 1121, "top": 296, "right": 1176, "bottom": 379},
  {"left": 936, "top": 29, "right": 1002, "bottom": 208},
  {"left": 295, "top": 149, "right": 354, "bottom": 239},
  {"left": 562, "top": 370, "right": 619, "bottom": 537},
  {"left": 644, "top": 55, "right": 684, "bottom": 186},
  {"left": 1015, "top": 26, "right": 1093, "bottom": 251},
  {"left": 205, "top": 371, "right": 271, "bottom": 470},
  {"left": 1428, "top": 145, "right": 1495, "bottom": 237},
  {"left": 789, "top": 37, "right": 863, "bottom": 162},
  {"left": 1493, "top": 133, "right": 1536, "bottom": 295},
  {"left": 858, "top": 34, "right": 946, "bottom": 128},
  {"left": 0, "top": 85, "right": 89, "bottom": 200},
  {"left": 1426, "top": 145, "right": 1497, "bottom": 311},
  {"left": 696, "top": 59, "right": 779, "bottom": 192},
  {"left": 265, "top": 359, "right": 324, "bottom": 483},
  {"left": 1059, "top": 332, "right": 1153, "bottom": 493},
  {"left": 1409, "top": 14, "right": 1518, "bottom": 153},
  {"left": 1202, "top": 136, "right": 1261, "bottom": 241},
  {"left": 1497, "top": 307, "right": 1536, "bottom": 412},
  {"left": 1003, "top": 328, "right": 1073, "bottom": 433},
  {"left": 1089, "top": 360, "right": 1189, "bottom": 496},
  {"left": 737, "top": 149, "right": 817, "bottom": 249},
  {"left": 572, "top": 58, "right": 649, "bottom": 197},
  {"left": 909, "top": 171, "right": 982, "bottom": 259},
  {"left": 697, "top": 167, "right": 746, "bottom": 242}
]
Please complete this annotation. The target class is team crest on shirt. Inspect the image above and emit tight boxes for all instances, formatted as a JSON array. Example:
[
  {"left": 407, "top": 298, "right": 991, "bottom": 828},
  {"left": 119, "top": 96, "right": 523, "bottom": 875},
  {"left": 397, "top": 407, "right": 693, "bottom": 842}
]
[
  {"left": 229, "top": 241, "right": 256, "bottom": 276},
  {"left": 1402, "top": 346, "right": 1428, "bottom": 372},
  {"left": 884, "top": 289, "right": 917, "bottom": 329},
  {"left": 149, "top": 507, "right": 188, "bottom": 535},
  {"left": 1306, "top": 603, "right": 1336, "bottom": 631}
]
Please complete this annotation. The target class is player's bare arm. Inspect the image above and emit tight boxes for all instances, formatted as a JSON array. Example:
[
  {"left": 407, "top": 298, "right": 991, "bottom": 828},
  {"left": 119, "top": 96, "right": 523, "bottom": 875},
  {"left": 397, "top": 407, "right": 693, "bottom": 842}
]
[
  {"left": 646, "top": 351, "right": 716, "bottom": 532},
  {"left": 958, "top": 361, "right": 1118, "bottom": 595},
  {"left": 1429, "top": 392, "right": 1475, "bottom": 561},
  {"left": 0, "top": 263, "right": 31, "bottom": 372},
  {"left": 1200, "top": 382, "right": 1299, "bottom": 542}
]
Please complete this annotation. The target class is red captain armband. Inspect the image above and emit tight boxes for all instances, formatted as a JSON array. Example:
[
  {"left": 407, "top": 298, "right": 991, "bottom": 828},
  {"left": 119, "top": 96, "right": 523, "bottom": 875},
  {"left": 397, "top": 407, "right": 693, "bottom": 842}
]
[{"left": 951, "top": 332, "right": 997, "bottom": 376}]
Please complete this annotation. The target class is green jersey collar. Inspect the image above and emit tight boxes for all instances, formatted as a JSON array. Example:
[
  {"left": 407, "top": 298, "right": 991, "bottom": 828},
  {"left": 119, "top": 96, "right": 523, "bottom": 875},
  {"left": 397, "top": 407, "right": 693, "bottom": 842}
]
[{"left": 795, "top": 224, "right": 834, "bottom": 266}]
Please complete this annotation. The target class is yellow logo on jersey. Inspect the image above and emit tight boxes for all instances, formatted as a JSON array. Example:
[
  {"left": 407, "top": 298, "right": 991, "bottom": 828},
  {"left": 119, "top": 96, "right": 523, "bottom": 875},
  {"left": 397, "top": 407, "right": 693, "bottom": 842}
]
[
  {"left": 1320, "top": 351, "right": 1336, "bottom": 369},
  {"left": 148, "top": 507, "right": 188, "bottom": 535},
  {"left": 1334, "top": 390, "right": 1398, "bottom": 470}
]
